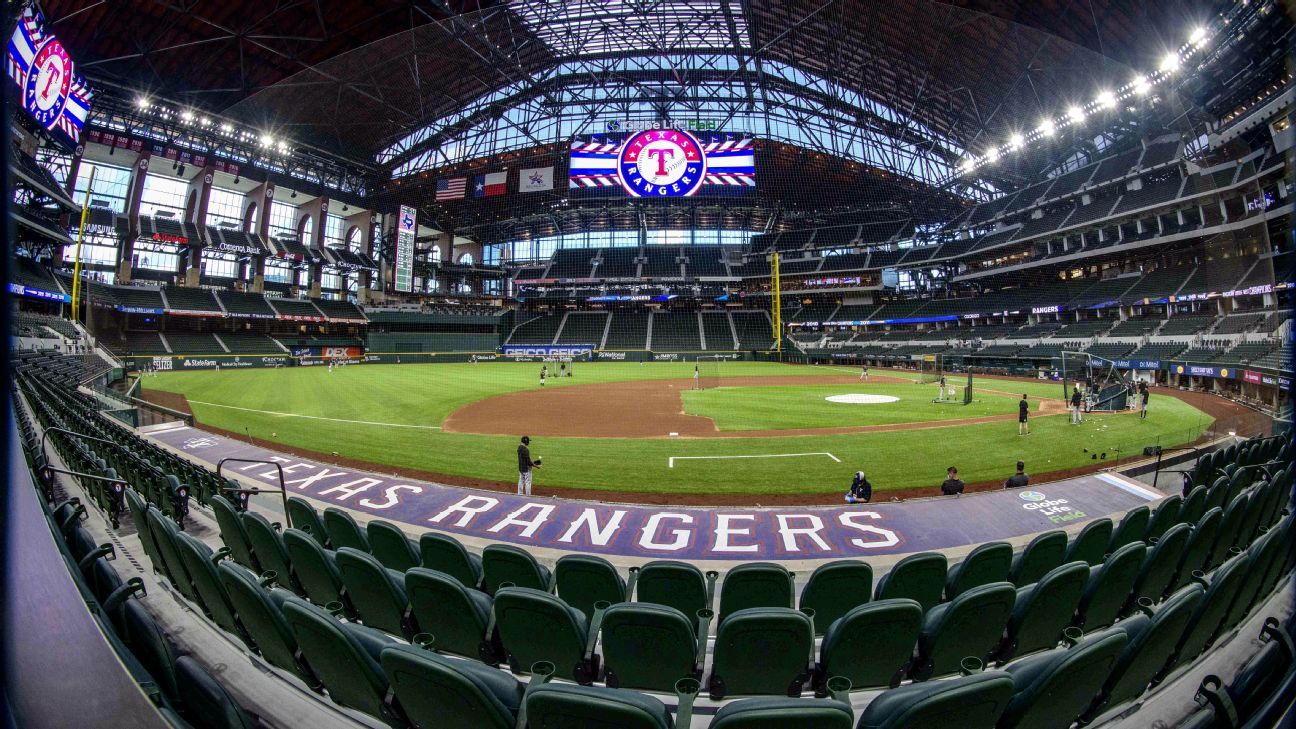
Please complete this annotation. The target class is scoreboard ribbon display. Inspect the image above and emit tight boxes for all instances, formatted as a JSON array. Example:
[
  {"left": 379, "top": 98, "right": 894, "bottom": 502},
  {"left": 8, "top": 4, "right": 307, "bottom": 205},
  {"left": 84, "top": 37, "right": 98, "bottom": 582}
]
[{"left": 570, "top": 131, "right": 756, "bottom": 196}]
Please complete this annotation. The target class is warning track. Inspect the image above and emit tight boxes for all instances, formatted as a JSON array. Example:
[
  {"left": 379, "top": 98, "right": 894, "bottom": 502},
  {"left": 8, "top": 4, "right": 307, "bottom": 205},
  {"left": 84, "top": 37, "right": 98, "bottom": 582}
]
[{"left": 441, "top": 375, "right": 1070, "bottom": 439}]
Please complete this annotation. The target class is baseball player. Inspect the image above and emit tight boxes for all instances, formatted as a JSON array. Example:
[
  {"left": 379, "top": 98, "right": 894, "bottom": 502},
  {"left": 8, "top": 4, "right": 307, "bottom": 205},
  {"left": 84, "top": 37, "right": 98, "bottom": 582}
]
[
  {"left": 1139, "top": 381, "right": 1150, "bottom": 419},
  {"left": 937, "top": 374, "right": 947, "bottom": 401},
  {"left": 540, "top": 365, "right": 547, "bottom": 388},
  {"left": 516, "top": 436, "right": 540, "bottom": 495},
  {"left": 859, "top": 364, "right": 869, "bottom": 382},
  {"left": 1018, "top": 394, "right": 1031, "bottom": 435},
  {"left": 694, "top": 364, "right": 700, "bottom": 388},
  {"left": 1070, "top": 385, "right": 1083, "bottom": 424}
]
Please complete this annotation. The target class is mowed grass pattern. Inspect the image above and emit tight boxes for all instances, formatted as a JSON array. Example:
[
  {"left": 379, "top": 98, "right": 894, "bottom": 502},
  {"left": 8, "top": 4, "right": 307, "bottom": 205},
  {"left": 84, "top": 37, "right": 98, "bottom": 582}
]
[{"left": 146, "top": 362, "right": 1213, "bottom": 496}]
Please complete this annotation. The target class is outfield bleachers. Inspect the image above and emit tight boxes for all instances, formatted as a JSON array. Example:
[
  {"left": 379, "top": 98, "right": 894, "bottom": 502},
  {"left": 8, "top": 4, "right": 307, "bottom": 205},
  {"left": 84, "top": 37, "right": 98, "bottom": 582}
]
[
  {"left": 733, "top": 312, "right": 774, "bottom": 350},
  {"left": 651, "top": 312, "right": 702, "bottom": 350},
  {"left": 509, "top": 314, "right": 563, "bottom": 344},
  {"left": 217, "top": 290, "right": 277, "bottom": 318},
  {"left": 313, "top": 299, "right": 366, "bottom": 321},
  {"left": 701, "top": 312, "right": 736, "bottom": 350},
  {"left": 164, "top": 332, "right": 222, "bottom": 354},
  {"left": 604, "top": 312, "right": 649, "bottom": 349},
  {"left": 556, "top": 312, "right": 609, "bottom": 346},
  {"left": 1158, "top": 316, "right": 1217, "bottom": 336},
  {"left": 163, "top": 286, "right": 223, "bottom": 314},
  {"left": 218, "top": 333, "right": 282, "bottom": 354},
  {"left": 268, "top": 298, "right": 326, "bottom": 319}
]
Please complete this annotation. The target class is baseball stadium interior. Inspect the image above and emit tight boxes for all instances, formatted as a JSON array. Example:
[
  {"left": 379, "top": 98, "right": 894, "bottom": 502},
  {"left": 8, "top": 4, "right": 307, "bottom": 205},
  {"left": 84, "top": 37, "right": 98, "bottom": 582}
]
[{"left": 4, "top": 0, "right": 1296, "bottom": 727}]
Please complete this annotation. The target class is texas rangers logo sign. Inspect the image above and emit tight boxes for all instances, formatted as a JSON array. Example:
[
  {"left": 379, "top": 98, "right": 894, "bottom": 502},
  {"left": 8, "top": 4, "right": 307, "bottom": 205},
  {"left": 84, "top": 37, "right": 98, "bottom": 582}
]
[
  {"left": 7, "top": 7, "right": 93, "bottom": 146},
  {"left": 617, "top": 129, "right": 706, "bottom": 197},
  {"left": 25, "top": 38, "right": 71, "bottom": 129}
]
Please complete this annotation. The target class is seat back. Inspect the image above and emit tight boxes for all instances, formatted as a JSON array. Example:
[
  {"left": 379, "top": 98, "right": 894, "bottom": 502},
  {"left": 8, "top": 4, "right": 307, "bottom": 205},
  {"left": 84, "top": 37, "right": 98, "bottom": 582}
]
[
  {"left": 555, "top": 554, "right": 627, "bottom": 621},
  {"left": 241, "top": 512, "right": 300, "bottom": 594},
  {"left": 635, "top": 560, "right": 708, "bottom": 621},
  {"left": 367, "top": 520, "right": 420, "bottom": 572},
  {"left": 1211, "top": 492, "right": 1250, "bottom": 558},
  {"left": 146, "top": 507, "right": 198, "bottom": 602},
  {"left": 175, "top": 533, "right": 244, "bottom": 640},
  {"left": 482, "top": 544, "right": 551, "bottom": 594},
  {"left": 286, "top": 497, "right": 329, "bottom": 547},
  {"left": 419, "top": 531, "right": 483, "bottom": 588},
  {"left": 799, "top": 560, "right": 873, "bottom": 635},
  {"left": 710, "top": 697, "right": 854, "bottom": 729},
  {"left": 709, "top": 607, "right": 813, "bottom": 699},
  {"left": 405, "top": 568, "right": 492, "bottom": 660},
  {"left": 1234, "top": 487, "right": 1271, "bottom": 551},
  {"left": 216, "top": 562, "right": 310, "bottom": 682},
  {"left": 1001, "top": 561, "right": 1089, "bottom": 660},
  {"left": 335, "top": 547, "right": 409, "bottom": 637},
  {"left": 1064, "top": 518, "right": 1112, "bottom": 566},
  {"left": 819, "top": 599, "right": 922, "bottom": 690},
  {"left": 1010, "top": 531, "right": 1067, "bottom": 587},
  {"left": 1130, "top": 521, "right": 1191, "bottom": 606},
  {"left": 600, "top": 602, "right": 698, "bottom": 692},
  {"left": 719, "top": 562, "right": 794, "bottom": 622},
  {"left": 1075, "top": 541, "right": 1145, "bottom": 631},
  {"left": 1144, "top": 494, "right": 1183, "bottom": 543},
  {"left": 493, "top": 586, "right": 590, "bottom": 682},
  {"left": 998, "top": 633, "right": 1128, "bottom": 729},
  {"left": 857, "top": 671, "right": 1015, "bottom": 729},
  {"left": 874, "top": 552, "right": 948, "bottom": 614},
  {"left": 1163, "top": 553, "right": 1250, "bottom": 677},
  {"left": 946, "top": 542, "right": 1012, "bottom": 600},
  {"left": 523, "top": 683, "right": 672, "bottom": 729},
  {"left": 1108, "top": 506, "right": 1150, "bottom": 552},
  {"left": 912, "top": 582, "right": 1016, "bottom": 680},
  {"left": 211, "top": 495, "right": 259, "bottom": 571},
  {"left": 1170, "top": 508, "right": 1222, "bottom": 592},
  {"left": 282, "top": 599, "right": 397, "bottom": 723},
  {"left": 322, "top": 507, "right": 369, "bottom": 551},
  {"left": 1224, "top": 529, "right": 1283, "bottom": 631},
  {"left": 380, "top": 644, "right": 520, "bottom": 729},
  {"left": 122, "top": 601, "right": 181, "bottom": 702},
  {"left": 124, "top": 488, "right": 163, "bottom": 573},
  {"left": 174, "top": 656, "right": 256, "bottom": 729},
  {"left": 1178, "top": 486, "right": 1208, "bottom": 527},
  {"left": 282, "top": 528, "right": 347, "bottom": 612}
]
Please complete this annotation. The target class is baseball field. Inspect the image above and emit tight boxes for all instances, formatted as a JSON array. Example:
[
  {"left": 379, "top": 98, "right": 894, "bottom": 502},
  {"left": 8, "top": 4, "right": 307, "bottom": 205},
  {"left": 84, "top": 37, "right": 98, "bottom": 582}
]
[{"left": 142, "top": 360, "right": 1216, "bottom": 499}]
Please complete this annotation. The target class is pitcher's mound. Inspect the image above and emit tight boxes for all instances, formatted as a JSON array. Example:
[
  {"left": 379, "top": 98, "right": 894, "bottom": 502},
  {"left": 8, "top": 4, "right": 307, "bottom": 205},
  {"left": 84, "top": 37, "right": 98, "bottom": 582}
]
[{"left": 825, "top": 393, "right": 901, "bottom": 404}]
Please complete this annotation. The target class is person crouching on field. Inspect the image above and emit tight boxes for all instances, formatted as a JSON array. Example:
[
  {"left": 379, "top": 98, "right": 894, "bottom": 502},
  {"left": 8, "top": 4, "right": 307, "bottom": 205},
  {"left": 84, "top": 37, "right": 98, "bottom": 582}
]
[
  {"left": 846, "top": 471, "right": 872, "bottom": 503},
  {"left": 517, "top": 436, "right": 541, "bottom": 496}
]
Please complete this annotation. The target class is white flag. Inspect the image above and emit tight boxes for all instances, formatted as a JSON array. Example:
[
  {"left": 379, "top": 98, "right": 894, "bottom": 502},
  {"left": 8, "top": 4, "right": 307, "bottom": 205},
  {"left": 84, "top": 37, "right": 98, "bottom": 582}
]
[{"left": 519, "top": 166, "right": 554, "bottom": 193}]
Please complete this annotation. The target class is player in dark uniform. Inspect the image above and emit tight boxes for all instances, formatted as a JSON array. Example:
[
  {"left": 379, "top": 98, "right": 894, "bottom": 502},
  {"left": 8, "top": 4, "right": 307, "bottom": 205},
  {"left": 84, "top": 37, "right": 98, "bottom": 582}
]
[
  {"left": 1070, "top": 385, "right": 1083, "bottom": 425},
  {"left": 1005, "top": 461, "right": 1029, "bottom": 488},
  {"left": 1018, "top": 394, "right": 1031, "bottom": 435},
  {"left": 1139, "top": 381, "right": 1150, "bottom": 419},
  {"left": 940, "top": 466, "right": 965, "bottom": 496}
]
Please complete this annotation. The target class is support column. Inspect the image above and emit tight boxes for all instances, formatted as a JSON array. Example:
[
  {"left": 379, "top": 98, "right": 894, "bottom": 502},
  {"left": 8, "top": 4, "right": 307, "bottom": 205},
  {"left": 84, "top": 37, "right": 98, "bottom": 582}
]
[
  {"left": 247, "top": 181, "right": 275, "bottom": 293},
  {"left": 184, "top": 167, "right": 214, "bottom": 286},
  {"left": 117, "top": 152, "right": 151, "bottom": 284}
]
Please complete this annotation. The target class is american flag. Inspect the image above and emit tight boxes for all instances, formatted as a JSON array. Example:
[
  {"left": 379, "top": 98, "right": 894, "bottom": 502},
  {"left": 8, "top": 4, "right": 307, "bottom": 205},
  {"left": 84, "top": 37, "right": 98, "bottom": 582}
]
[{"left": 436, "top": 177, "right": 467, "bottom": 201}]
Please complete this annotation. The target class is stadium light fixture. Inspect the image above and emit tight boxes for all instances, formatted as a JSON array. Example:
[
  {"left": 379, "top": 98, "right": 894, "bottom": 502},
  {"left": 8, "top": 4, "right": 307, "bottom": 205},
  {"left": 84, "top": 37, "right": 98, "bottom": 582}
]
[
  {"left": 1132, "top": 75, "right": 1151, "bottom": 95},
  {"left": 984, "top": 148, "right": 1000, "bottom": 164},
  {"left": 959, "top": 158, "right": 976, "bottom": 173},
  {"left": 1189, "top": 26, "right": 1208, "bottom": 46},
  {"left": 220, "top": 123, "right": 233, "bottom": 134},
  {"left": 1036, "top": 119, "right": 1056, "bottom": 137},
  {"left": 135, "top": 96, "right": 150, "bottom": 110},
  {"left": 1094, "top": 90, "right": 1116, "bottom": 109},
  {"left": 1159, "top": 53, "right": 1180, "bottom": 74},
  {"left": 260, "top": 134, "right": 275, "bottom": 147},
  {"left": 180, "top": 110, "right": 194, "bottom": 123},
  {"left": 1008, "top": 133, "right": 1025, "bottom": 150},
  {"left": 1067, "top": 105, "right": 1086, "bottom": 124}
]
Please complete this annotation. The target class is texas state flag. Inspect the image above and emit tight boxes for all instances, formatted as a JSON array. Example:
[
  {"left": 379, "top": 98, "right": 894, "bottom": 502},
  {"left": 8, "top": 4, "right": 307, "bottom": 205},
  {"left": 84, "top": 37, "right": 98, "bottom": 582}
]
[{"left": 473, "top": 171, "right": 507, "bottom": 197}]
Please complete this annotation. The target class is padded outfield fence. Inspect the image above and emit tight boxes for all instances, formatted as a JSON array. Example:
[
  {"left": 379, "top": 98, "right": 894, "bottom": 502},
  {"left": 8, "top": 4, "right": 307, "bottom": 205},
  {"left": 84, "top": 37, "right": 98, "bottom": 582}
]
[{"left": 125, "top": 349, "right": 762, "bottom": 370}]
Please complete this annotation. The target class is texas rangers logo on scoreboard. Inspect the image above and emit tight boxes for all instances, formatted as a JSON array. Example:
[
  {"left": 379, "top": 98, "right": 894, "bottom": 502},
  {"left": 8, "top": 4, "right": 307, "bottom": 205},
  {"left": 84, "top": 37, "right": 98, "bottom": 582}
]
[
  {"left": 617, "top": 129, "right": 706, "bottom": 197},
  {"left": 7, "top": 7, "right": 92, "bottom": 145}
]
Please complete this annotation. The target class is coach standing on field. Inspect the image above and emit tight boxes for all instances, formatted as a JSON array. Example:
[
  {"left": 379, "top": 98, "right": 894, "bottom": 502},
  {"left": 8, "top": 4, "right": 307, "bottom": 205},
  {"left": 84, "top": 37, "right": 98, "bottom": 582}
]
[{"left": 517, "top": 436, "right": 541, "bottom": 496}]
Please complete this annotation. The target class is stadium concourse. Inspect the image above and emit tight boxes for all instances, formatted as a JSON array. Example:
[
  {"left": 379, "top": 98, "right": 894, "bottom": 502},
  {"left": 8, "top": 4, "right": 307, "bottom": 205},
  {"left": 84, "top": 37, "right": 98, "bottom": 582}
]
[{"left": 4, "top": 0, "right": 1296, "bottom": 728}]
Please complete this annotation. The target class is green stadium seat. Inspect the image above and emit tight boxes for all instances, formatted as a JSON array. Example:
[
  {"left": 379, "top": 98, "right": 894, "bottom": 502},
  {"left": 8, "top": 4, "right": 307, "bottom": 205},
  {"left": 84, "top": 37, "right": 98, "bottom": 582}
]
[
  {"left": 380, "top": 644, "right": 521, "bottom": 729},
  {"left": 286, "top": 496, "right": 329, "bottom": 547},
  {"left": 1209, "top": 493, "right": 1250, "bottom": 564},
  {"left": 367, "top": 520, "right": 420, "bottom": 572},
  {"left": 483, "top": 544, "right": 553, "bottom": 594},
  {"left": 241, "top": 511, "right": 303, "bottom": 595},
  {"left": 1168, "top": 508, "right": 1222, "bottom": 594},
  {"left": 555, "top": 554, "right": 627, "bottom": 621},
  {"left": 945, "top": 542, "right": 1012, "bottom": 600},
  {"left": 1063, "top": 518, "right": 1112, "bottom": 567},
  {"left": 175, "top": 532, "right": 249, "bottom": 645},
  {"left": 815, "top": 599, "right": 922, "bottom": 691},
  {"left": 217, "top": 562, "right": 318, "bottom": 686},
  {"left": 1010, "top": 531, "right": 1067, "bottom": 587},
  {"left": 522, "top": 683, "right": 673, "bottom": 729},
  {"left": 174, "top": 655, "right": 257, "bottom": 729},
  {"left": 600, "top": 602, "right": 700, "bottom": 692},
  {"left": 211, "top": 495, "right": 260, "bottom": 573},
  {"left": 146, "top": 507, "right": 199, "bottom": 602},
  {"left": 1203, "top": 476, "right": 1229, "bottom": 514},
  {"left": 874, "top": 552, "right": 947, "bottom": 614},
  {"left": 1108, "top": 505, "right": 1150, "bottom": 552},
  {"left": 635, "top": 560, "right": 715, "bottom": 629},
  {"left": 1159, "top": 553, "right": 1250, "bottom": 680},
  {"left": 856, "top": 670, "right": 1015, "bottom": 729},
  {"left": 419, "top": 531, "right": 484, "bottom": 589},
  {"left": 1000, "top": 561, "right": 1089, "bottom": 660},
  {"left": 799, "top": 560, "right": 873, "bottom": 635},
  {"left": 1074, "top": 541, "right": 1145, "bottom": 631},
  {"left": 710, "top": 697, "right": 854, "bottom": 729},
  {"left": 1257, "top": 515, "right": 1294, "bottom": 598},
  {"left": 719, "top": 562, "right": 795, "bottom": 622},
  {"left": 124, "top": 488, "right": 163, "bottom": 574},
  {"left": 1225, "top": 528, "right": 1285, "bottom": 630},
  {"left": 335, "top": 547, "right": 411, "bottom": 637},
  {"left": 709, "top": 607, "right": 814, "bottom": 699},
  {"left": 493, "top": 586, "right": 595, "bottom": 683},
  {"left": 281, "top": 528, "right": 351, "bottom": 616},
  {"left": 997, "top": 632, "right": 1128, "bottom": 729},
  {"left": 910, "top": 582, "right": 1015, "bottom": 681},
  {"left": 405, "top": 567, "right": 496, "bottom": 661},
  {"left": 1144, "top": 494, "right": 1183, "bottom": 543},
  {"left": 1178, "top": 486, "right": 1208, "bottom": 527},
  {"left": 322, "top": 507, "right": 369, "bottom": 552},
  {"left": 282, "top": 598, "right": 405, "bottom": 725},
  {"left": 1080, "top": 583, "right": 1203, "bottom": 721},
  {"left": 121, "top": 600, "right": 182, "bottom": 703},
  {"left": 1186, "top": 620, "right": 1294, "bottom": 729},
  {"left": 1127, "top": 522, "right": 1191, "bottom": 610}
]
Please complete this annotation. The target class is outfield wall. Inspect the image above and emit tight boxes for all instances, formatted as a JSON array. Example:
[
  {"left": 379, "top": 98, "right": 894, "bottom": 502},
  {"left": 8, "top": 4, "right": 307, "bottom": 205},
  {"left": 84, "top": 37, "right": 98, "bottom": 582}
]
[{"left": 130, "top": 349, "right": 770, "bottom": 369}]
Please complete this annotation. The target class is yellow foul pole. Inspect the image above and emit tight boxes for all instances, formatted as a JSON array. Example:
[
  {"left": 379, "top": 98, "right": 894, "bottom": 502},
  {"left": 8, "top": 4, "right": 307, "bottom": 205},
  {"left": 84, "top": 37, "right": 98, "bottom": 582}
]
[
  {"left": 771, "top": 251, "right": 782, "bottom": 358},
  {"left": 69, "top": 167, "right": 96, "bottom": 325}
]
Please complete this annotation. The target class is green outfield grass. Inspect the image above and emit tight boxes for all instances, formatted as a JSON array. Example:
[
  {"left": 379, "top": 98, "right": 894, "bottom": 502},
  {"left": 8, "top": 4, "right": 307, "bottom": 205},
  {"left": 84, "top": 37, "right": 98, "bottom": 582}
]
[{"left": 145, "top": 362, "right": 1214, "bottom": 496}]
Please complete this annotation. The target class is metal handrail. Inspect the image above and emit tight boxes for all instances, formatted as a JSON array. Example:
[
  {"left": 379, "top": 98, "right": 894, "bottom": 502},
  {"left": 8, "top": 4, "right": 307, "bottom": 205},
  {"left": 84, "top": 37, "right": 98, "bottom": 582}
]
[{"left": 216, "top": 458, "right": 291, "bottom": 528}]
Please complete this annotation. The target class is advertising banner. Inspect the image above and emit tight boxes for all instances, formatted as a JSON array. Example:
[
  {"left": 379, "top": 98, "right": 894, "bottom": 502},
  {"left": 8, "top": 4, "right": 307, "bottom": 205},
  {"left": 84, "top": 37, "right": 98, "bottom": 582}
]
[
  {"left": 501, "top": 344, "right": 594, "bottom": 357},
  {"left": 1169, "top": 362, "right": 1237, "bottom": 379}
]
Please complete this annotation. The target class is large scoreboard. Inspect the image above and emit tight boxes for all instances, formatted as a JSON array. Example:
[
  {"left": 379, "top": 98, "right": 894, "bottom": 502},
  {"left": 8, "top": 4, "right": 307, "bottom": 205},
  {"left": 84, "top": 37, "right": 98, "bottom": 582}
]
[
  {"left": 394, "top": 206, "right": 416, "bottom": 293},
  {"left": 569, "top": 128, "right": 755, "bottom": 198}
]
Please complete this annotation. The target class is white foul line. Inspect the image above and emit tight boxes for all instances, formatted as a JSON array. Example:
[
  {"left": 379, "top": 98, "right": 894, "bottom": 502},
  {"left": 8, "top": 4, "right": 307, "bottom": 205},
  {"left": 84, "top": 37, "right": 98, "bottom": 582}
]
[
  {"left": 669, "top": 452, "right": 841, "bottom": 468},
  {"left": 187, "top": 401, "right": 442, "bottom": 429}
]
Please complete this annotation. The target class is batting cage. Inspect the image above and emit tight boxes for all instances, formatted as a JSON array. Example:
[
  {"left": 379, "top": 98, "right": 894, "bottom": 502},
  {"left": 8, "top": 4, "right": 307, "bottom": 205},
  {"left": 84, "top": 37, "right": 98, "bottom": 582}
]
[
  {"left": 918, "top": 354, "right": 942, "bottom": 383},
  {"left": 931, "top": 367, "right": 974, "bottom": 405},
  {"left": 696, "top": 355, "right": 723, "bottom": 389},
  {"left": 1061, "top": 351, "right": 1132, "bottom": 411}
]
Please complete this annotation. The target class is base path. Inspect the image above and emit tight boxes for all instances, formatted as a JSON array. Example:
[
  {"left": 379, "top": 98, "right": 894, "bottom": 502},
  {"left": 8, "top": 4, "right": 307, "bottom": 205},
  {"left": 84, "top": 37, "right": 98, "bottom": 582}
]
[
  {"left": 145, "top": 422, "right": 1165, "bottom": 561},
  {"left": 442, "top": 375, "right": 1068, "bottom": 438}
]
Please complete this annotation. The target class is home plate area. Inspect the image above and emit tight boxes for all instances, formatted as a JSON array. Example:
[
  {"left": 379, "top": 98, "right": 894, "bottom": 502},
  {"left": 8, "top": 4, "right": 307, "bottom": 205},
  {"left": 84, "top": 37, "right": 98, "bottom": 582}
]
[{"left": 825, "top": 393, "right": 901, "bottom": 404}]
